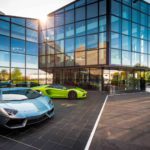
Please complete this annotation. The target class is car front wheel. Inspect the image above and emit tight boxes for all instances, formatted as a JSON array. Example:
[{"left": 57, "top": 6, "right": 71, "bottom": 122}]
[{"left": 68, "top": 91, "right": 77, "bottom": 100}]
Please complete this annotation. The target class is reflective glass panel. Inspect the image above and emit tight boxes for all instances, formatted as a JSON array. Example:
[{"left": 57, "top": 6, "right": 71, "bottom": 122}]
[
  {"left": 26, "top": 29, "right": 38, "bottom": 43},
  {"left": 47, "top": 16, "right": 54, "bottom": 29},
  {"left": 47, "top": 28, "right": 54, "bottom": 41},
  {"left": 47, "top": 54, "right": 55, "bottom": 67},
  {"left": 99, "top": 16, "right": 106, "bottom": 32},
  {"left": 132, "top": 23, "right": 140, "bottom": 38},
  {"left": 87, "top": 50, "right": 98, "bottom": 65},
  {"left": 11, "top": 24, "right": 25, "bottom": 40},
  {"left": 75, "top": 51, "right": 85, "bottom": 66},
  {"left": 75, "top": 7, "right": 85, "bottom": 21},
  {"left": 122, "top": 20, "right": 131, "bottom": 35},
  {"left": 0, "top": 51, "right": 10, "bottom": 67},
  {"left": 111, "top": 49, "right": 121, "bottom": 65},
  {"left": 132, "top": 10, "right": 140, "bottom": 24},
  {"left": 55, "top": 40, "right": 64, "bottom": 53},
  {"left": 122, "top": 5, "right": 131, "bottom": 20},
  {"left": 55, "top": 26, "right": 64, "bottom": 40},
  {"left": 140, "top": 26, "right": 148, "bottom": 40},
  {"left": 140, "top": 40, "right": 147, "bottom": 54},
  {"left": 99, "top": 0, "right": 106, "bottom": 15},
  {"left": 11, "top": 38, "right": 25, "bottom": 53},
  {"left": 76, "top": 21, "right": 85, "bottom": 36},
  {"left": 111, "top": 32, "right": 121, "bottom": 49},
  {"left": 99, "top": 49, "right": 106, "bottom": 64},
  {"left": 132, "top": 37, "right": 140, "bottom": 52},
  {"left": 65, "top": 53, "right": 74, "bottom": 66},
  {"left": 26, "top": 19, "right": 38, "bottom": 30},
  {"left": 11, "top": 53, "right": 25, "bottom": 68},
  {"left": 76, "top": 36, "right": 85, "bottom": 51},
  {"left": 87, "top": 34, "right": 98, "bottom": 50},
  {"left": 0, "top": 67, "right": 10, "bottom": 81},
  {"left": 111, "top": 16, "right": 121, "bottom": 32},
  {"left": 122, "top": 35, "right": 131, "bottom": 51},
  {"left": 26, "top": 42, "right": 38, "bottom": 55},
  {"left": 26, "top": 55, "right": 38, "bottom": 69},
  {"left": 141, "top": 54, "right": 148, "bottom": 67},
  {"left": 111, "top": 0, "right": 121, "bottom": 16},
  {"left": 11, "top": 17, "right": 25, "bottom": 26},
  {"left": 99, "top": 32, "right": 106, "bottom": 48},
  {"left": 55, "top": 54, "right": 64, "bottom": 67},
  {"left": 65, "top": 38, "right": 74, "bottom": 53},
  {"left": 65, "top": 10, "right": 74, "bottom": 24},
  {"left": 26, "top": 69, "right": 38, "bottom": 83},
  {"left": 122, "top": 51, "right": 131, "bottom": 66},
  {"left": 55, "top": 13, "right": 64, "bottom": 26},
  {"left": 87, "top": 18, "right": 98, "bottom": 34},
  {"left": 87, "top": 3, "right": 98, "bottom": 19},
  {"left": 65, "top": 24, "right": 74, "bottom": 38},
  {"left": 0, "top": 35, "right": 10, "bottom": 51},
  {"left": 132, "top": 52, "right": 140, "bottom": 66},
  {"left": 0, "top": 20, "right": 10, "bottom": 36}
]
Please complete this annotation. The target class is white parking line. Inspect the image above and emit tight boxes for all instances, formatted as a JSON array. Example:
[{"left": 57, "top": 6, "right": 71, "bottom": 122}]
[
  {"left": 84, "top": 95, "right": 109, "bottom": 150},
  {"left": 0, "top": 134, "right": 40, "bottom": 150}
]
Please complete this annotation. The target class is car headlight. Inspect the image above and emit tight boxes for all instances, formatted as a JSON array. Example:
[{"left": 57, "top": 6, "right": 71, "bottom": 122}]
[
  {"left": 3, "top": 108, "right": 18, "bottom": 116},
  {"left": 49, "top": 98, "right": 53, "bottom": 105}
]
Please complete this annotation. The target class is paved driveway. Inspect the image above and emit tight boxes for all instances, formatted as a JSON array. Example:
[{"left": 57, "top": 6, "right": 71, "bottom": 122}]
[
  {"left": 90, "top": 92, "right": 150, "bottom": 150},
  {"left": 0, "top": 91, "right": 106, "bottom": 150}
]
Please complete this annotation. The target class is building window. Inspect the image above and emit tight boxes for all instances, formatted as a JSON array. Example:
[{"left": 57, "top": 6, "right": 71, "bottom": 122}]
[
  {"left": 47, "top": 54, "right": 55, "bottom": 67},
  {"left": 140, "top": 40, "right": 147, "bottom": 54},
  {"left": 111, "top": 49, "right": 121, "bottom": 65},
  {"left": 140, "top": 26, "right": 148, "bottom": 40},
  {"left": 11, "top": 17, "right": 25, "bottom": 26},
  {"left": 26, "top": 29, "right": 38, "bottom": 43},
  {"left": 141, "top": 54, "right": 148, "bottom": 67},
  {"left": 99, "top": 49, "right": 106, "bottom": 64},
  {"left": 65, "top": 38, "right": 74, "bottom": 53},
  {"left": 111, "top": 0, "right": 121, "bottom": 16},
  {"left": 26, "top": 19, "right": 38, "bottom": 30},
  {"left": 87, "top": 50, "right": 98, "bottom": 65},
  {"left": 132, "top": 37, "right": 140, "bottom": 52},
  {"left": 87, "top": 34, "right": 98, "bottom": 50},
  {"left": 75, "top": 51, "right": 85, "bottom": 66},
  {"left": 47, "top": 28, "right": 54, "bottom": 41},
  {"left": 75, "top": 0, "right": 85, "bottom": 7},
  {"left": 99, "top": 16, "right": 106, "bottom": 32},
  {"left": 26, "top": 42, "right": 38, "bottom": 55},
  {"left": 55, "top": 40, "right": 64, "bottom": 53},
  {"left": 132, "top": 23, "right": 140, "bottom": 38},
  {"left": 111, "top": 16, "right": 121, "bottom": 32},
  {"left": 0, "top": 35, "right": 10, "bottom": 51},
  {"left": 132, "top": 10, "right": 140, "bottom": 24},
  {"left": 0, "top": 20, "right": 10, "bottom": 36},
  {"left": 0, "top": 51, "right": 10, "bottom": 67},
  {"left": 122, "top": 51, "right": 131, "bottom": 66},
  {"left": 111, "top": 32, "right": 121, "bottom": 49},
  {"left": 55, "top": 13, "right": 64, "bottom": 26},
  {"left": 122, "top": 35, "right": 131, "bottom": 51},
  {"left": 122, "top": 5, "right": 131, "bottom": 20},
  {"left": 99, "top": 0, "right": 106, "bottom": 15},
  {"left": 26, "top": 55, "right": 38, "bottom": 69},
  {"left": 65, "top": 53, "right": 74, "bottom": 66},
  {"left": 65, "top": 10, "right": 74, "bottom": 24},
  {"left": 76, "top": 21, "right": 85, "bottom": 36},
  {"left": 87, "top": 18, "right": 98, "bottom": 34},
  {"left": 99, "top": 32, "right": 107, "bottom": 48},
  {"left": 11, "top": 53, "right": 25, "bottom": 68},
  {"left": 47, "top": 16, "right": 54, "bottom": 29},
  {"left": 76, "top": 36, "right": 85, "bottom": 51},
  {"left": 11, "top": 24, "right": 25, "bottom": 40},
  {"left": 75, "top": 7, "right": 85, "bottom": 21},
  {"left": 65, "top": 23, "right": 74, "bottom": 38},
  {"left": 87, "top": 3, "right": 98, "bottom": 19},
  {"left": 11, "top": 38, "right": 25, "bottom": 54},
  {"left": 55, "top": 54, "right": 64, "bottom": 67},
  {"left": 122, "top": 20, "right": 131, "bottom": 35},
  {"left": 132, "top": 52, "right": 140, "bottom": 66},
  {"left": 87, "top": 0, "right": 98, "bottom": 4},
  {"left": 55, "top": 26, "right": 64, "bottom": 40}
]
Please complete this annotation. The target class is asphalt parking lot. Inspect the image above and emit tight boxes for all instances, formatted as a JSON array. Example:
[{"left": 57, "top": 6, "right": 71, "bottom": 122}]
[
  {"left": 0, "top": 91, "right": 106, "bottom": 150},
  {"left": 90, "top": 92, "right": 150, "bottom": 150}
]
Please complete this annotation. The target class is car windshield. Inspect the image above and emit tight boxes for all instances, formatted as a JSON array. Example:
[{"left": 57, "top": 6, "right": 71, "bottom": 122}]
[
  {"left": 0, "top": 89, "right": 41, "bottom": 101},
  {"left": 51, "top": 84, "right": 67, "bottom": 89}
]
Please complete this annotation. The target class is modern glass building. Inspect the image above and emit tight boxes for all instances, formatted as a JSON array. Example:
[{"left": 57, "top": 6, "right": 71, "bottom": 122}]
[
  {"left": 0, "top": 15, "right": 39, "bottom": 84},
  {"left": 0, "top": 0, "right": 150, "bottom": 91}
]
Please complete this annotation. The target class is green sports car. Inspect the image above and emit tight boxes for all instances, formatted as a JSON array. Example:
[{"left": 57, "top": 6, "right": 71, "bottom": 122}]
[{"left": 32, "top": 84, "right": 87, "bottom": 100}]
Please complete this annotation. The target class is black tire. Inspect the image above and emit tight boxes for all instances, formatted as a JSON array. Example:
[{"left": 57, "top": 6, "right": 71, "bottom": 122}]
[{"left": 68, "top": 91, "right": 77, "bottom": 100}]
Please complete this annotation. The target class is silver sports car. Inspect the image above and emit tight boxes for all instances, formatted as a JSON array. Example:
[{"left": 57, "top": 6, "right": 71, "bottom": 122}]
[{"left": 0, "top": 88, "right": 54, "bottom": 129}]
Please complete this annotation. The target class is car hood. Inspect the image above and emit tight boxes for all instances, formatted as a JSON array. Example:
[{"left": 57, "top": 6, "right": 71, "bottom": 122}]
[{"left": 0, "top": 96, "right": 52, "bottom": 118}]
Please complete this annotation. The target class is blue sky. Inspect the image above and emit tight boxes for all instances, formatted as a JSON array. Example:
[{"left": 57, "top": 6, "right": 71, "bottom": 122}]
[
  {"left": 0, "top": 0, "right": 74, "bottom": 19},
  {"left": 0, "top": 0, "right": 149, "bottom": 19}
]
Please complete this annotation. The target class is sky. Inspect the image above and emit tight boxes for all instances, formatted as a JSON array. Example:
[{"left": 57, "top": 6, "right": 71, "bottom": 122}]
[
  {"left": 0, "top": 0, "right": 149, "bottom": 20},
  {"left": 0, "top": 0, "right": 74, "bottom": 19}
]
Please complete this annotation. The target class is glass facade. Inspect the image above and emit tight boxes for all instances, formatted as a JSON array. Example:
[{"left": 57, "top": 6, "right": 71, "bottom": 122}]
[
  {"left": 0, "top": 16, "right": 39, "bottom": 83},
  {"left": 0, "top": 0, "right": 150, "bottom": 91}
]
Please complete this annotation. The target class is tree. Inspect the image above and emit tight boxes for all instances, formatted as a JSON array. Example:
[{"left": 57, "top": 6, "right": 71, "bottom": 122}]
[
  {"left": 11, "top": 68, "right": 23, "bottom": 81},
  {"left": 0, "top": 69, "right": 9, "bottom": 81}
]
